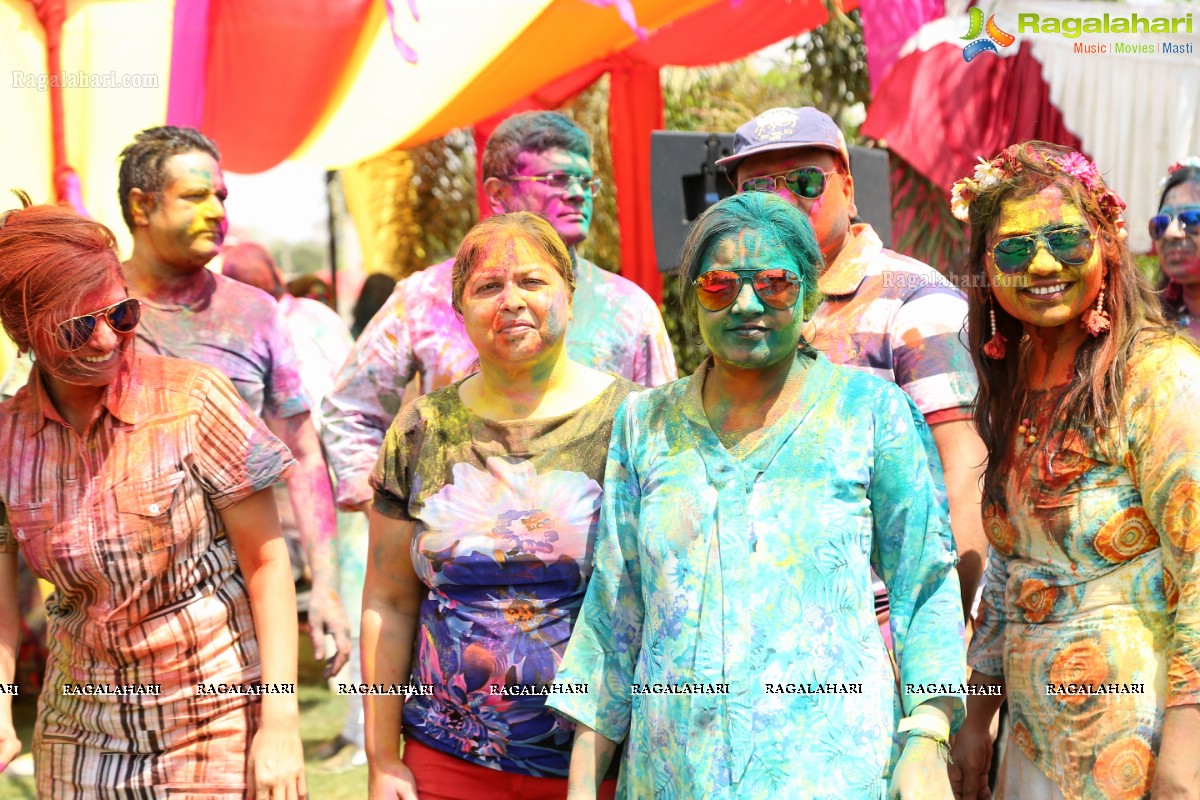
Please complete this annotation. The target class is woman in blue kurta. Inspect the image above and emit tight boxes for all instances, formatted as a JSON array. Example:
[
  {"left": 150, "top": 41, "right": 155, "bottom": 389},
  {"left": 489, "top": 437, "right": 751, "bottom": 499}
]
[{"left": 549, "top": 193, "right": 967, "bottom": 799}]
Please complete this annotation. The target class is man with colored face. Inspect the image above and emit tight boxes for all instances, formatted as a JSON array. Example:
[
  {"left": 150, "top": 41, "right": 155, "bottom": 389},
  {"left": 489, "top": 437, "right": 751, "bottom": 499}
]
[
  {"left": 719, "top": 107, "right": 987, "bottom": 623},
  {"left": 117, "top": 126, "right": 351, "bottom": 678},
  {"left": 321, "top": 111, "right": 677, "bottom": 513}
]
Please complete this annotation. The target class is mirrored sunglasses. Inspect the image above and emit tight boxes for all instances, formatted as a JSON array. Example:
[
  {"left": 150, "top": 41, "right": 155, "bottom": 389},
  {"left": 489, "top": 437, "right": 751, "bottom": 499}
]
[
  {"left": 738, "top": 166, "right": 836, "bottom": 200},
  {"left": 991, "top": 226, "right": 1095, "bottom": 275},
  {"left": 693, "top": 269, "right": 802, "bottom": 312},
  {"left": 1149, "top": 207, "right": 1200, "bottom": 240},
  {"left": 56, "top": 298, "right": 141, "bottom": 351}
]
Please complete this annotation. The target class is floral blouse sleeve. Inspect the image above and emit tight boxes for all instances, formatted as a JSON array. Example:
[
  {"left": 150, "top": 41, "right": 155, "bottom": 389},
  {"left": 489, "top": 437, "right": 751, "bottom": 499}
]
[
  {"left": 870, "top": 388, "right": 967, "bottom": 726},
  {"left": 547, "top": 396, "right": 645, "bottom": 742},
  {"left": 1126, "top": 337, "right": 1200, "bottom": 706},
  {"left": 368, "top": 401, "right": 423, "bottom": 522},
  {"left": 967, "top": 544, "right": 1010, "bottom": 679}
]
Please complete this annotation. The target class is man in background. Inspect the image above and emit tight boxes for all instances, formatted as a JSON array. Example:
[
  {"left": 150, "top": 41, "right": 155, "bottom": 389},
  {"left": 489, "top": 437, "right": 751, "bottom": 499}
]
[
  {"left": 118, "top": 126, "right": 351, "bottom": 677},
  {"left": 721, "top": 107, "right": 988, "bottom": 623}
]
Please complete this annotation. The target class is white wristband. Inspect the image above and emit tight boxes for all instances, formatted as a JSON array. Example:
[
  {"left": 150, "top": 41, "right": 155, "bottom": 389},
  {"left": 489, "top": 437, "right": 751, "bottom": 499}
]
[{"left": 897, "top": 714, "right": 950, "bottom": 741}]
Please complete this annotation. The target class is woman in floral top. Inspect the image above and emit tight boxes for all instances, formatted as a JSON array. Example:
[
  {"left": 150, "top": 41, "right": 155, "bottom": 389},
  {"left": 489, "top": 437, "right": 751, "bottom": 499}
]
[
  {"left": 549, "top": 193, "right": 967, "bottom": 799},
  {"left": 948, "top": 142, "right": 1200, "bottom": 799},
  {"left": 362, "top": 212, "right": 637, "bottom": 800}
]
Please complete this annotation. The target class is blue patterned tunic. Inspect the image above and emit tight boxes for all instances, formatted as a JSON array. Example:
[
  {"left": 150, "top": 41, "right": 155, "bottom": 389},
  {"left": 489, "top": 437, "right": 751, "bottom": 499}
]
[{"left": 549, "top": 354, "right": 967, "bottom": 799}]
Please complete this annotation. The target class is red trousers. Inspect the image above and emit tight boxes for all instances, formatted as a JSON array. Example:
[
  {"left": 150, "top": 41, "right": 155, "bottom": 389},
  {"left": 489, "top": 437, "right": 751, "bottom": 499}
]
[{"left": 403, "top": 738, "right": 618, "bottom": 800}]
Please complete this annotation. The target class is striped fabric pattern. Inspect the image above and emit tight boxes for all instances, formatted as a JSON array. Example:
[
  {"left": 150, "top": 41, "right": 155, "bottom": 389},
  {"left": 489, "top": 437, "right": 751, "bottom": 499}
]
[
  {"left": 0, "top": 353, "right": 294, "bottom": 796},
  {"left": 805, "top": 224, "right": 977, "bottom": 422}
]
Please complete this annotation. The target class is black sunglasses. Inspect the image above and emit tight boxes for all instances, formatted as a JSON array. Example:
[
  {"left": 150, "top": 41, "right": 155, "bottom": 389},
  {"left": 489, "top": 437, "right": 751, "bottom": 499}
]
[
  {"left": 1149, "top": 206, "right": 1200, "bottom": 240},
  {"left": 738, "top": 166, "right": 837, "bottom": 201},
  {"left": 56, "top": 298, "right": 141, "bottom": 351}
]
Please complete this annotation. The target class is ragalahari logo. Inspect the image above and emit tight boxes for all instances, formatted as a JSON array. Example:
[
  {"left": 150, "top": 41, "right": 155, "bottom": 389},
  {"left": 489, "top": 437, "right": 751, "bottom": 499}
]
[{"left": 962, "top": 7, "right": 1016, "bottom": 61}]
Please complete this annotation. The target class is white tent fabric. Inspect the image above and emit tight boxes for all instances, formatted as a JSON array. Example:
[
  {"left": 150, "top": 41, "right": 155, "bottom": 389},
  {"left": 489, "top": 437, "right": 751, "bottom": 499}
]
[
  {"left": 1008, "top": 0, "right": 1200, "bottom": 252},
  {"left": 900, "top": 0, "right": 1199, "bottom": 252}
]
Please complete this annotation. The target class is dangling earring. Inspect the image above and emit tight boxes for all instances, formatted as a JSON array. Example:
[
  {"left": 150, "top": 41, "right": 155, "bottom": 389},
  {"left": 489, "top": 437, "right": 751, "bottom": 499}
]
[
  {"left": 1082, "top": 273, "right": 1111, "bottom": 336},
  {"left": 983, "top": 297, "right": 1007, "bottom": 359}
]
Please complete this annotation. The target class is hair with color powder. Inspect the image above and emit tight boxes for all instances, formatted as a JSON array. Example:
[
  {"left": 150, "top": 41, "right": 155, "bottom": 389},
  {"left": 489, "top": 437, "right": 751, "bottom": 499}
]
[
  {"left": 117, "top": 126, "right": 221, "bottom": 232},
  {"left": 222, "top": 241, "right": 285, "bottom": 299},
  {"left": 676, "top": 192, "right": 823, "bottom": 354},
  {"left": 0, "top": 195, "right": 133, "bottom": 384},
  {"left": 451, "top": 212, "right": 575, "bottom": 315},
  {"left": 481, "top": 112, "right": 591, "bottom": 181},
  {"left": 961, "top": 141, "right": 1170, "bottom": 507}
]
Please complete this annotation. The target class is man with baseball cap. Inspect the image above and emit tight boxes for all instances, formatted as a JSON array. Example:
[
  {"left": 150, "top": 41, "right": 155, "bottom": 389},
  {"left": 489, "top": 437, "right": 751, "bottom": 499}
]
[{"left": 718, "top": 107, "right": 987, "bottom": 623}]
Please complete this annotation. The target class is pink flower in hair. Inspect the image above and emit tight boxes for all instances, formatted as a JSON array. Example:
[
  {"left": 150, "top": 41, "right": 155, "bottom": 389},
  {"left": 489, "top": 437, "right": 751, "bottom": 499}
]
[{"left": 1055, "top": 152, "right": 1096, "bottom": 183}]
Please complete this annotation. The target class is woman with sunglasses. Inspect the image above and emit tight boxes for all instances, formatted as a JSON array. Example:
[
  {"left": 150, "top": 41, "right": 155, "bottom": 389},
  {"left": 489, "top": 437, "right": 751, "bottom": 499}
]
[
  {"left": 947, "top": 142, "right": 1200, "bottom": 800},
  {"left": 0, "top": 201, "right": 306, "bottom": 797},
  {"left": 1151, "top": 157, "right": 1200, "bottom": 342},
  {"left": 550, "top": 192, "right": 966, "bottom": 799}
]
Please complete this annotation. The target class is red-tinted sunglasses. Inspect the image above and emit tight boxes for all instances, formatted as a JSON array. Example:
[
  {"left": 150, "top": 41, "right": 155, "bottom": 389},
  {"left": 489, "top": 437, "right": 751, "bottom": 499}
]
[{"left": 693, "top": 269, "right": 802, "bottom": 312}]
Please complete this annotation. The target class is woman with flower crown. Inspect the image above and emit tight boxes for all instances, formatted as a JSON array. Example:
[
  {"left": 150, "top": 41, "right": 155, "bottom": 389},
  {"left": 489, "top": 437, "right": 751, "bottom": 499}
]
[
  {"left": 947, "top": 142, "right": 1200, "bottom": 800},
  {"left": 361, "top": 212, "right": 633, "bottom": 800}
]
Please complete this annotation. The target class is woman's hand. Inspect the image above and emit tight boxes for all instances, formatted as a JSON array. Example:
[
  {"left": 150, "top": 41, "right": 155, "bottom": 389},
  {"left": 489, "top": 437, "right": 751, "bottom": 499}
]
[
  {"left": 368, "top": 755, "right": 419, "bottom": 800},
  {"left": 948, "top": 717, "right": 994, "bottom": 800},
  {"left": 890, "top": 735, "right": 953, "bottom": 799},
  {"left": 248, "top": 722, "right": 306, "bottom": 800},
  {"left": 0, "top": 721, "right": 21, "bottom": 772}
]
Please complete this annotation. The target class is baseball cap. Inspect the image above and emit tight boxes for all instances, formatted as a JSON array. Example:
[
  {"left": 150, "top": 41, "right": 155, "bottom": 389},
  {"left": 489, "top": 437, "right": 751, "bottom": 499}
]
[{"left": 716, "top": 107, "right": 850, "bottom": 174}]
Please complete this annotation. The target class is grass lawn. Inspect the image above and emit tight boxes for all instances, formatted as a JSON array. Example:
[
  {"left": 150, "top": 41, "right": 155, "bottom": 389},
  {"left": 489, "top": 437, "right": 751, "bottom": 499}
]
[{"left": 0, "top": 636, "right": 367, "bottom": 799}]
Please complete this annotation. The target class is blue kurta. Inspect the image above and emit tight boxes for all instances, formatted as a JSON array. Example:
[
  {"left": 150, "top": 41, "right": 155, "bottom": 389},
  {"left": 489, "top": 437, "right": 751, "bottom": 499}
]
[{"left": 549, "top": 354, "right": 967, "bottom": 799}]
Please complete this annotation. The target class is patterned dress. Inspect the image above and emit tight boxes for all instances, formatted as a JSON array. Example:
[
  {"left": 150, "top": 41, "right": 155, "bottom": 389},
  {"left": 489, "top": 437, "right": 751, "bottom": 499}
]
[
  {"left": 325, "top": 256, "right": 677, "bottom": 508},
  {"left": 370, "top": 377, "right": 641, "bottom": 776},
  {"left": 549, "top": 355, "right": 967, "bottom": 799},
  {"left": 0, "top": 354, "right": 295, "bottom": 798},
  {"left": 969, "top": 333, "right": 1200, "bottom": 798}
]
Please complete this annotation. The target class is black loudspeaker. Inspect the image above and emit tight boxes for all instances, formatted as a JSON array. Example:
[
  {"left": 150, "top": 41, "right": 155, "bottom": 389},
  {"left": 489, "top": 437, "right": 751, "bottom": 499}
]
[{"left": 649, "top": 131, "right": 893, "bottom": 273}]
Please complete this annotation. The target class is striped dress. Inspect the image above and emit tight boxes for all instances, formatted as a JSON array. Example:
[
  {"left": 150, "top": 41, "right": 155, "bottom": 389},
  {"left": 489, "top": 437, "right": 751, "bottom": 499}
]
[{"left": 0, "top": 353, "right": 294, "bottom": 798}]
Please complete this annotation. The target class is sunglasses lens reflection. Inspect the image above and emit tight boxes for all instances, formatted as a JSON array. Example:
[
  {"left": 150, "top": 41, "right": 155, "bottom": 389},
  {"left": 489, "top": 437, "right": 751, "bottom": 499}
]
[
  {"left": 993, "top": 228, "right": 1093, "bottom": 274},
  {"left": 108, "top": 299, "right": 141, "bottom": 333},
  {"left": 696, "top": 272, "right": 742, "bottom": 310},
  {"left": 754, "top": 270, "right": 801, "bottom": 308},
  {"left": 695, "top": 270, "right": 800, "bottom": 311},
  {"left": 784, "top": 168, "right": 827, "bottom": 200},
  {"left": 58, "top": 316, "right": 97, "bottom": 351}
]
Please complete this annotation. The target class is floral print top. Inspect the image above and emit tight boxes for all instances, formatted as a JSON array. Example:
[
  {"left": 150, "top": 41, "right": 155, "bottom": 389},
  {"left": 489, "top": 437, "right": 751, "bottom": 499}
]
[
  {"left": 969, "top": 333, "right": 1200, "bottom": 799},
  {"left": 370, "top": 377, "right": 641, "bottom": 776},
  {"left": 548, "top": 354, "right": 967, "bottom": 800}
]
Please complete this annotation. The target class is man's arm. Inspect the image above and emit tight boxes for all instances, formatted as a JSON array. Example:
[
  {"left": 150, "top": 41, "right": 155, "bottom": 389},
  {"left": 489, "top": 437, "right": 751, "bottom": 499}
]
[
  {"left": 930, "top": 419, "right": 988, "bottom": 618},
  {"left": 320, "top": 288, "right": 415, "bottom": 511},
  {"left": 265, "top": 410, "right": 351, "bottom": 678}
]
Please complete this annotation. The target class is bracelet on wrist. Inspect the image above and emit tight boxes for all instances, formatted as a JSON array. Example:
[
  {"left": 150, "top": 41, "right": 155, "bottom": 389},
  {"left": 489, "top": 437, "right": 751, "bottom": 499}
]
[{"left": 905, "top": 730, "right": 953, "bottom": 764}]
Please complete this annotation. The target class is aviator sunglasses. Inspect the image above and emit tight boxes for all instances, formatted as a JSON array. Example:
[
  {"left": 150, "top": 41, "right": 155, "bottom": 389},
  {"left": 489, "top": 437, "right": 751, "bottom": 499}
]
[
  {"left": 1149, "top": 206, "right": 1200, "bottom": 240},
  {"left": 56, "top": 297, "right": 142, "bottom": 351},
  {"left": 990, "top": 226, "right": 1095, "bottom": 275},
  {"left": 738, "top": 166, "right": 838, "bottom": 200},
  {"left": 694, "top": 269, "right": 802, "bottom": 312}
]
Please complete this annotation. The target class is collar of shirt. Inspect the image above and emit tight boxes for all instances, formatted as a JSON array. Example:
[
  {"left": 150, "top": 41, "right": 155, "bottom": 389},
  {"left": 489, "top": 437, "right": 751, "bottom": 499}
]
[
  {"left": 21, "top": 356, "right": 149, "bottom": 436},
  {"left": 817, "top": 223, "right": 881, "bottom": 298}
]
